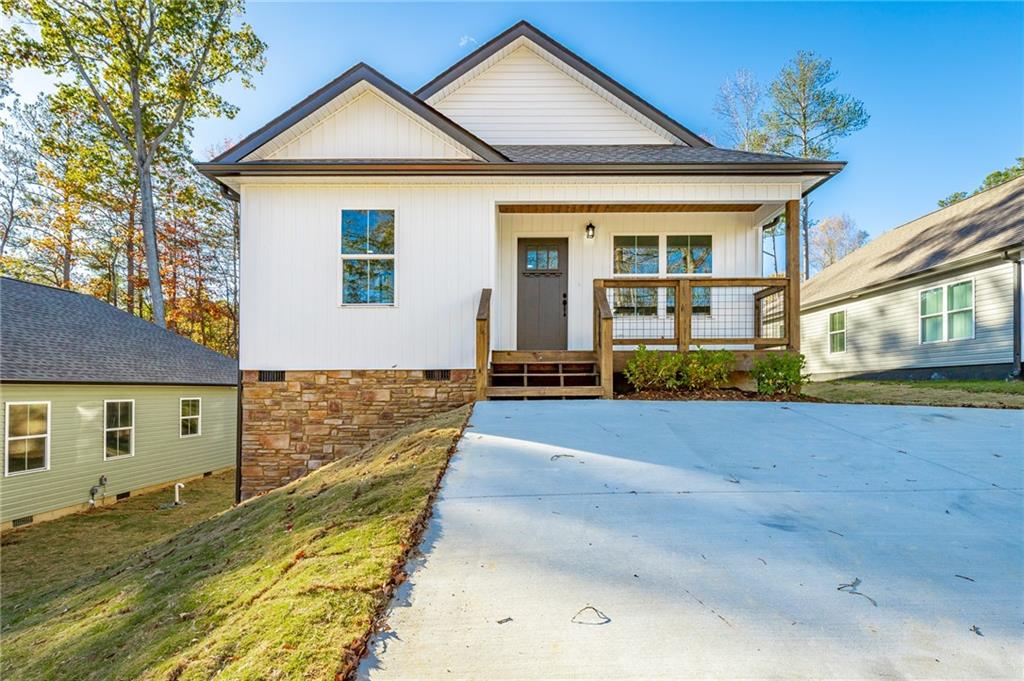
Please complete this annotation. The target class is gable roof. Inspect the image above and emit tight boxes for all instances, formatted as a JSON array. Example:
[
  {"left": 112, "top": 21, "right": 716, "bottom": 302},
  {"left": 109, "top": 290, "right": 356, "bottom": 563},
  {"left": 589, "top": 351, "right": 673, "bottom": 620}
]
[
  {"left": 212, "top": 63, "right": 508, "bottom": 164},
  {"left": 415, "top": 20, "right": 710, "bottom": 148},
  {"left": 802, "top": 176, "right": 1024, "bottom": 309},
  {"left": 0, "top": 278, "right": 237, "bottom": 385}
]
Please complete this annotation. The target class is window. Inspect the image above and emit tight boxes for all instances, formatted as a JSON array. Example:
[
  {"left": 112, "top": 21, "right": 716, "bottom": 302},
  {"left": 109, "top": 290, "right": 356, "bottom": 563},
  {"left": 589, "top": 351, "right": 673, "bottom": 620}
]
[
  {"left": 180, "top": 398, "right": 201, "bottom": 438},
  {"left": 829, "top": 311, "right": 846, "bottom": 354},
  {"left": 920, "top": 280, "right": 974, "bottom": 344},
  {"left": 526, "top": 246, "right": 559, "bottom": 271},
  {"left": 104, "top": 400, "right": 134, "bottom": 459},
  {"left": 340, "top": 209, "right": 395, "bottom": 305},
  {"left": 5, "top": 402, "right": 49, "bottom": 475},
  {"left": 612, "top": 235, "right": 714, "bottom": 316}
]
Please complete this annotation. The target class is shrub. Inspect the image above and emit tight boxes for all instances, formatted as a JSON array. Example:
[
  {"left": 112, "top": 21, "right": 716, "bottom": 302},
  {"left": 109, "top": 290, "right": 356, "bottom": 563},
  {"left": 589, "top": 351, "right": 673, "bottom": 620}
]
[
  {"left": 752, "top": 352, "right": 809, "bottom": 395},
  {"left": 682, "top": 348, "right": 735, "bottom": 390},
  {"left": 624, "top": 345, "right": 685, "bottom": 391}
]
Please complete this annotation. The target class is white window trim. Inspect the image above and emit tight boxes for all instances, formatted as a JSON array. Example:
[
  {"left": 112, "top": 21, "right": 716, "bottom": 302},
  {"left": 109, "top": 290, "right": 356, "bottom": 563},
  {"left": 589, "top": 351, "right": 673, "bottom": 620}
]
[
  {"left": 179, "top": 397, "right": 202, "bottom": 438},
  {"left": 918, "top": 278, "right": 976, "bottom": 344},
  {"left": 4, "top": 401, "right": 51, "bottom": 477},
  {"left": 103, "top": 399, "right": 136, "bottom": 460},
  {"left": 337, "top": 208, "right": 398, "bottom": 307},
  {"left": 609, "top": 232, "right": 715, "bottom": 317},
  {"left": 828, "top": 309, "right": 847, "bottom": 355}
]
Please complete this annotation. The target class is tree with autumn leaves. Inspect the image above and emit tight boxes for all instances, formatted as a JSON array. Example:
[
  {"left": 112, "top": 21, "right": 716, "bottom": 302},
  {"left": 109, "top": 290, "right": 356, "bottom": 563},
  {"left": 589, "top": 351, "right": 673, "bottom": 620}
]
[{"left": 1, "top": 0, "right": 262, "bottom": 356}]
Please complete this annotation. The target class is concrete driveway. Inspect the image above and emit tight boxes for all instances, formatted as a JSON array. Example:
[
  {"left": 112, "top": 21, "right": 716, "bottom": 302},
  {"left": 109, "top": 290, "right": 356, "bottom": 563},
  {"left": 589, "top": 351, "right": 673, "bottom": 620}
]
[{"left": 360, "top": 401, "right": 1023, "bottom": 680}]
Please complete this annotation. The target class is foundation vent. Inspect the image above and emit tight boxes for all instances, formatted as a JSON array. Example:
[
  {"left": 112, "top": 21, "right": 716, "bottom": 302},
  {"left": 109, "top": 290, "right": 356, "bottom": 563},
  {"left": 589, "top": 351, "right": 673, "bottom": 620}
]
[
  {"left": 424, "top": 369, "right": 451, "bottom": 382},
  {"left": 12, "top": 515, "right": 33, "bottom": 528},
  {"left": 116, "top": 491, "right": 130, "bottom": 501},
  {"left": 258, "top": 370, "right": 286, "bottom": 382}
]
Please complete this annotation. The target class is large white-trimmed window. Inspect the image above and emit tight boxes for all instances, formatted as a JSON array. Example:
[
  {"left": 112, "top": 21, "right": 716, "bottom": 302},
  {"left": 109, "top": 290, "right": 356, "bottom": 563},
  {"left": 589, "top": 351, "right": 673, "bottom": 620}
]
[
  {"left": 340, "top": 209, "right": 395, "bottom": 305},
  {"left": 180, "top": 398, "right": 201, "bottom": 438},
  {"left": 920, "top": 280, "right": 974, "bottom": 344},
  {"left": 612, "top": 234, "right": 713, "bottom": 315},
  {"left": 828, "top": 310, "right": 846, "bottom": 354},
  {"left": 5, "top": 401, "right": 50, "bottom": 476},
  {"left": 104, "top": 400, "right": 135, "bottom": 459}
]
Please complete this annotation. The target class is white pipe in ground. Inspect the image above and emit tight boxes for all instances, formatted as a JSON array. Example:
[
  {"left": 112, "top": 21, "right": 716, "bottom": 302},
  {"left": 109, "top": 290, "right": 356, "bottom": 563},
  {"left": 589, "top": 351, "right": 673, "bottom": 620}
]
[{"left": 174, "top": 482, "right": 185, "bottom": 505}]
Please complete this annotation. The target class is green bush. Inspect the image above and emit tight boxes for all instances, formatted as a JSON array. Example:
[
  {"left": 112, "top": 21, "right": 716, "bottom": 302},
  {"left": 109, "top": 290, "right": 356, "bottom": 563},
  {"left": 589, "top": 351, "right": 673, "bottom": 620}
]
[
  {"left": 752, "top": 352, "right": 809, "bottom": 395},
  {"left": 623, "top": 345, "right": 684, "bottom": 391},
  {"left": 683, "top": 348, "right": 735, "bottom": 390}
]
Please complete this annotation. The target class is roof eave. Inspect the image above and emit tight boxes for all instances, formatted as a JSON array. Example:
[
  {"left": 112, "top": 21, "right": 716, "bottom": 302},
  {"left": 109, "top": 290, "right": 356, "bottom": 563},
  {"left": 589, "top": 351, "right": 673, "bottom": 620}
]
[{"left": 801, "top": 244, "right": 1024, "bottom": 311}]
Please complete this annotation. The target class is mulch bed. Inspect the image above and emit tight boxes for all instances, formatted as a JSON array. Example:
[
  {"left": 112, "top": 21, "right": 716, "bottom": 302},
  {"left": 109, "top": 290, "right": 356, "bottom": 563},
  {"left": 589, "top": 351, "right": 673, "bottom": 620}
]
[{"left": 616, "top": 388, "right": 824, "bottom": 403}]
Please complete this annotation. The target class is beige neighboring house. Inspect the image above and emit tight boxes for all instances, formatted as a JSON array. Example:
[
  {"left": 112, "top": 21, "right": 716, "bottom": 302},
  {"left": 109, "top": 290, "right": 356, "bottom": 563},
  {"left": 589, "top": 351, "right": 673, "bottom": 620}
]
[
  {"left": 801, "top": 177, "right": 1024, "bottom": 380},
  {"left": 0, "top": 278, "right": 238, "bottom": 529}
]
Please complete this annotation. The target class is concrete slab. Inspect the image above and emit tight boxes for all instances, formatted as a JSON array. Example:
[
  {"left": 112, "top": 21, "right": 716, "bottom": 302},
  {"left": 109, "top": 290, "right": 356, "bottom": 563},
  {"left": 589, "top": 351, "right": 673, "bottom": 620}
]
[{"left": 360, "top": 401, "right": 1024, "bottom": 680}]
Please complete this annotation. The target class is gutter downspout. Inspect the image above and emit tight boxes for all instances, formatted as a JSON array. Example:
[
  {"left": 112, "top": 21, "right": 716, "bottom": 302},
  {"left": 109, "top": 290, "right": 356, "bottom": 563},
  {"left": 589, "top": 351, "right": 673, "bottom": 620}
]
[
  {"left": 233, "top": 191, "right": 243, "bottom": 505},
  {"left": 1011, "top": 250, "right": 1022, "bottom": 379}
]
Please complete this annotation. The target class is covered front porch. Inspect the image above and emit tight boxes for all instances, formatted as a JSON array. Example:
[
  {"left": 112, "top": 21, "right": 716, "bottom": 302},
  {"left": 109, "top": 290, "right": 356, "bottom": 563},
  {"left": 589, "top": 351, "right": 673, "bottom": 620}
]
[{"left": 475, "top": 200, "right": 802, "bottom": 399}]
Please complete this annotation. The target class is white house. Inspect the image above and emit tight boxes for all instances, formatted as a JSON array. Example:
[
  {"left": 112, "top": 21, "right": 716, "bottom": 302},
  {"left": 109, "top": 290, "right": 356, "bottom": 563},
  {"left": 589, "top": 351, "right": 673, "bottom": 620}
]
[
  {"left": 801, "top": 176, "right": 1023, "bottom": 380},
  {"left": 198, "top": 21, "right": 843, "bottom": 497}
]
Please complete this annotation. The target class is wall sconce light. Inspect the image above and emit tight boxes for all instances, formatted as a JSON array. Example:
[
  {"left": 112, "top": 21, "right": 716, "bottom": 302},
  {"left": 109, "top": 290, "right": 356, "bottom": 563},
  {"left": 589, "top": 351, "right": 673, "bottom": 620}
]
[{"left": 585, "top": 222, "right": 596, "bottom": 239}]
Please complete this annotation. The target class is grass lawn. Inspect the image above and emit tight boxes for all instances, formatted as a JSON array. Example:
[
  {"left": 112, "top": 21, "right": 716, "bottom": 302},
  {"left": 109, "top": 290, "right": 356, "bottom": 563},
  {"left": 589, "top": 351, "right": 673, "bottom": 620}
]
[
  {"left": 805, "top": 379, "right": 1024, "bottom": 409},
  {"left": 1, "top": 470, "right": 234, "bottom": 607},
  {"left": 0, "top": 407, "right": 469, "bottom": 681}
]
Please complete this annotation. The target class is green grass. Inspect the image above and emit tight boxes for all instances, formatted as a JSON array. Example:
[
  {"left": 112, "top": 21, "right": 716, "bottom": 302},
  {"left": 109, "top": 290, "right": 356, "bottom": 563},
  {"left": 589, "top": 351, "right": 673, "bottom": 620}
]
[
  {"left": 805, "top": 379, "right": 1024, "bottom": 408},
  {"left": 0, "top": 407, "right": 470, "bottom": 681},
  {"left": 1, "top": 471, "right": 235, "bottom": 606}
]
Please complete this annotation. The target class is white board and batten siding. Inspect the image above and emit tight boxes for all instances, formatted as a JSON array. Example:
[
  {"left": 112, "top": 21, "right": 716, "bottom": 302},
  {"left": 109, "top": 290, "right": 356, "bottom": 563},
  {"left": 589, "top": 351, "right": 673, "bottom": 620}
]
[
  {"left": 431, "top": 46, "right": 675, "bottom": 145},
  {"left": 240, "top": 178, "right": 800, "bottom": 371},
  {"left": 247, "top": 85, "right": 476, "bottom": 161},
  {"left": 801, "top": 260, "right": 1016, "bottom": 377}
]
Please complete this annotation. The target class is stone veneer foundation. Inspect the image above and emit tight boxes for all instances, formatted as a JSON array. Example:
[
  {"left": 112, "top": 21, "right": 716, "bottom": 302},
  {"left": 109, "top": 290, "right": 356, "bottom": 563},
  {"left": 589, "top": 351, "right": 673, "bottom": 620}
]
[{"left": 240, "top": 369, "right": 475, "bottom": 498}]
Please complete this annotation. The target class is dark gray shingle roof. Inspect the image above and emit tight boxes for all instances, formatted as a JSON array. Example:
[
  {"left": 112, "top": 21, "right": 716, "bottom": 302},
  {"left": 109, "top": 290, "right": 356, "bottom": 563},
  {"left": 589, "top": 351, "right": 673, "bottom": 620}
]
[
  {"left": 1, "top": 278, "right": 236, "bottom": 385},
  {"left": 493, "top": 144, "right": 828, "bottom": 164},
  {"left": 802, "top": 176, "right": 1024, "bottom": 308}
]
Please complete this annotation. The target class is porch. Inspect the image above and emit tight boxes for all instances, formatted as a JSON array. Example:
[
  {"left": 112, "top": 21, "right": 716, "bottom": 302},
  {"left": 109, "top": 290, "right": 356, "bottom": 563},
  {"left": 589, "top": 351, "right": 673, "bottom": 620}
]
[{"left": 476, "top": 200, "right": 802, "bottom": 399}]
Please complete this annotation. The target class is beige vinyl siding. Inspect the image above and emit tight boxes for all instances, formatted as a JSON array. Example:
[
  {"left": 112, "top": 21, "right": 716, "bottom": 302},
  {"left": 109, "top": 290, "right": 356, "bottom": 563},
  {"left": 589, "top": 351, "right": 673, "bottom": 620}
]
[
  {"left": 239, "top": 177, "right": 800, "bottom": 370},
  {"left": 264, "top": 90, "right": 473, "bottom": 161},
  {"left": 801, "top": 260, "right": 1015, "bottom": 377},
  {"left": 0, "top": 384, "right": 236, "bottom": 524},
  {"left": 433, "top": 46, "right": 672, "bottom": 145}
]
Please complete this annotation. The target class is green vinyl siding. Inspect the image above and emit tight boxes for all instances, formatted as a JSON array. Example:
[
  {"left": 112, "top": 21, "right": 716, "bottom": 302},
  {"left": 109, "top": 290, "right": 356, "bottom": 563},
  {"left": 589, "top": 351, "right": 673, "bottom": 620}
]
[{"left": 0, "top": 384, "right": 236, "bottom": 524}]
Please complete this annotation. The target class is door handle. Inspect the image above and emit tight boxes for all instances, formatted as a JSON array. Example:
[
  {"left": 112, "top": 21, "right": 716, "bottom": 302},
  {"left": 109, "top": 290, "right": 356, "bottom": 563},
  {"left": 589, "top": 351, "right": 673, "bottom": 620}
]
[{"left": 562, "top": 293, "right": 567, "bottom": 317}]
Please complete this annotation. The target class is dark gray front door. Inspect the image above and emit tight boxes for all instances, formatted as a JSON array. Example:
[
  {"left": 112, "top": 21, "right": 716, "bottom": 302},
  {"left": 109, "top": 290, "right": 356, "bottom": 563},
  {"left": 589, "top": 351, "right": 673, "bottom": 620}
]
[{"left": 517, "top": 238, "right": 568, "bottom": 350}]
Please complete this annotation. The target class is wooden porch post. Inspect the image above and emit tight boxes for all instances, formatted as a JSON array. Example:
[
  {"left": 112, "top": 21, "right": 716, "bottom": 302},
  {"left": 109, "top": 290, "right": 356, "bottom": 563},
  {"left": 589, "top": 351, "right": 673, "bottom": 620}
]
[
  {"left": 475, "top": 288, "right": 492, "bottom": 401},
  {"left": 785, "top": 199, "right": 801, "bottom": 353}
]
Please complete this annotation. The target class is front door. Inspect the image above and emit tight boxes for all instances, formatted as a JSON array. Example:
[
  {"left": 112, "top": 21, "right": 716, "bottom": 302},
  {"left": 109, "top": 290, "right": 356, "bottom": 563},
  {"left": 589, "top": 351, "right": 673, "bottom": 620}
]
[{"left": 517, "top": 238, "right": 568, "bottom": 350}]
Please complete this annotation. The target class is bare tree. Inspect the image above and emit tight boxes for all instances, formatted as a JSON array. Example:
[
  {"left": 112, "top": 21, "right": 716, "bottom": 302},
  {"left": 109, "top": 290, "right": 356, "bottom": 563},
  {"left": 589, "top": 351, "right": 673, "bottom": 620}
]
[
  {"left": 713, "top": 69, "right": 769, "bottom": 151},
  {"left": 809, "top": 213, "right": 869, "bottom": 273}
]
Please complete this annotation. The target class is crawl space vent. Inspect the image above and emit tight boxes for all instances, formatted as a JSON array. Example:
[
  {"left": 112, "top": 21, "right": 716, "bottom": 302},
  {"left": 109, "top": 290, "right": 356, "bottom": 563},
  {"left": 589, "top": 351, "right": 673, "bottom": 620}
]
[
  {"left": 258, "top": 370, "right": 286, "bottom": 382},
  {"left": 424, "top": 369, "right": 451, "bottom": 382}
]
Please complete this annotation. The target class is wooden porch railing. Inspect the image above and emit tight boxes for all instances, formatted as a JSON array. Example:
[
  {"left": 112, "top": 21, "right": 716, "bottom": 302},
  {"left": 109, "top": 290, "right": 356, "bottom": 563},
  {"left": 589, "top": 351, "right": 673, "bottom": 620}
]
[
  {"left": 592, "top": 277, "right": 792, "bottom": 393},
  {"left": 593, "top": 283, "right": 614, "bottom": 398},
  {"left": 475, "top": 288, "right": 491, "bottom": 401}
]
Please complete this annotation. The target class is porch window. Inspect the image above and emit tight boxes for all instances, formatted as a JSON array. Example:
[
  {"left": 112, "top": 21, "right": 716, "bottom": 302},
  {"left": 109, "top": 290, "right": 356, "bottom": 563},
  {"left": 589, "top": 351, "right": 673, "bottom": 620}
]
[
  {"left": 920, "top": 280, "right": 973, "bottom": 343},
  {"left": 340, "top": 209, "right": 395, "bottom": 305},
  {"left": 104, "top": 400, "right": 134, "bottom": 459},
  {"left": 828, "top": 310, "right": 846, "bottom": 354},
  {"left": 667, "top": 235, "right": 712, "bottom": 315},
  {"left": 5, "top": 402, "right": 49, "bottom": 475}
]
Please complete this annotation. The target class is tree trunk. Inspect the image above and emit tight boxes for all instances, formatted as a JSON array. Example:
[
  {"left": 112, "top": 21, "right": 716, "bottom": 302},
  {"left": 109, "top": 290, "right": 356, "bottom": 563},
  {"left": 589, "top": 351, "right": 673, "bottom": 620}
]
[
  {"left": 126, "top": 201, "right": 136, "bottom": 315},
  {"left": 137, "top": 161, "right": 166, "bottom": 327}
]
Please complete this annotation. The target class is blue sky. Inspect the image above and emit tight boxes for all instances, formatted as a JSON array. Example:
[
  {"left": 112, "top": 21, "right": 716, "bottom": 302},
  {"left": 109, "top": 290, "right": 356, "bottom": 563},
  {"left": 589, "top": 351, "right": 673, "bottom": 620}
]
[{"left": 18, "top": 2, "right": 1021, "bottom": 238}]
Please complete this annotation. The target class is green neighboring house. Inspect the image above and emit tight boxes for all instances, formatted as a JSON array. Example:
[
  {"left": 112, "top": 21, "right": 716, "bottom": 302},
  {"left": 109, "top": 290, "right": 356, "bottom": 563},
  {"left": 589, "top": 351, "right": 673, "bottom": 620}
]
[{"left": 0, "top": 277, "right": 237, "bottom": 529}]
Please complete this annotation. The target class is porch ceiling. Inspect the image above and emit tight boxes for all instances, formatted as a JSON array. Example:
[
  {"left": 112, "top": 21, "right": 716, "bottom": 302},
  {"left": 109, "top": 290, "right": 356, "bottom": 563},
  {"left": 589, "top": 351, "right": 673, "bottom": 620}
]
[{"left": 497, "top": 203, "right": 761, "bottom": 214}]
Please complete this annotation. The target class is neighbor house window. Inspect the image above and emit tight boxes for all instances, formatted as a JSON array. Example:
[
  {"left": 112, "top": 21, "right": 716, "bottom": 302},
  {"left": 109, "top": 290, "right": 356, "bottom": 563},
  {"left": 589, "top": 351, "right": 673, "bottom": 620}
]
[
  {"left": 341, "top": 209, "right": 395, "bottom": 305},
  {"left": 104, "top": 400, "right": 134, "bottom": 459},
  {"left": 5, "top": 402, "right": 50, "bottom": 475},
  {"left": 920, "top": 280, "right": 974, "bottom": 343},
  {"left": 829, "top": 310, "right": 846, "bottom": 354},
  {"left": 180, "top": 398, "right": 201, "bottom": 438}
]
